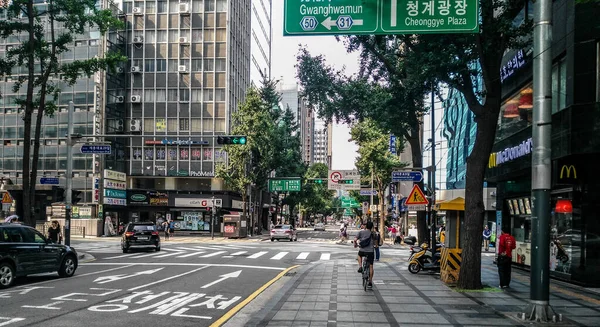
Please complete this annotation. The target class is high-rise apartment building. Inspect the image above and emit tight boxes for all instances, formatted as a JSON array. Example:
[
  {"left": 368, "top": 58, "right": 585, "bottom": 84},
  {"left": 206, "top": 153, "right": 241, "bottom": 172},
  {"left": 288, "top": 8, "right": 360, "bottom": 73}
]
[
  {"left": 302, "top": 105, "right": 315, "bottom": 164},
  {"left": 313, "top": 118, "right": 329, "bottom": 166}
]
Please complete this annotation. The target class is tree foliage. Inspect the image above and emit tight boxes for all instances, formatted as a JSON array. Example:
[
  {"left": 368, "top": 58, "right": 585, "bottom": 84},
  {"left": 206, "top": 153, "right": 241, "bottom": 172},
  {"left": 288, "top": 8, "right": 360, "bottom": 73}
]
[
  {"left": 301, "top": 163, "right": 336, "bottom": 218},
  {"left": 350, "top": 119, "right": 406, "bottom": 237},
  {"left": 0, "top": 0, "right": 125, "bottom": 225}
]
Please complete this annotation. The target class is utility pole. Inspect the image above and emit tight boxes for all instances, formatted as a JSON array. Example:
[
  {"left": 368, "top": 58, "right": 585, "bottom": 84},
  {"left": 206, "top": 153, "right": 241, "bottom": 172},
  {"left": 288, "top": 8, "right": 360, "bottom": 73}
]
[
  {"left": 521, "top": 0, "right": 559, "bottom": 322},
  {"left": 211, "top": 195, "right": 215, "bottom": 240},
  {"left": 64, "top": 101, "right": 74, "bottom": 246},
  {"left": 430, "top": 84, "right": 437, "bottom": 248}
]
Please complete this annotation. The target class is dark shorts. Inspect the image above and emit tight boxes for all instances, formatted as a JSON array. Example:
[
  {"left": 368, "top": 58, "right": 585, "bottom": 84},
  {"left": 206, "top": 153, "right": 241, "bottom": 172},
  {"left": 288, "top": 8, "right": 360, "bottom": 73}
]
[
  {"left": 169, "top": 228, "right": 174, "bottom": 233},
  {"left": 358, "top": 251, "right": 375, "bottom": 264}
]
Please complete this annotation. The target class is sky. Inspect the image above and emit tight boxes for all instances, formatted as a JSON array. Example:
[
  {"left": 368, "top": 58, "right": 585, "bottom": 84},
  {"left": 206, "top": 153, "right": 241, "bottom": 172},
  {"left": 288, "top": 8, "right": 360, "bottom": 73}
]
[{"left": 270, "top": 1, "right": 359, "bottom": 170}]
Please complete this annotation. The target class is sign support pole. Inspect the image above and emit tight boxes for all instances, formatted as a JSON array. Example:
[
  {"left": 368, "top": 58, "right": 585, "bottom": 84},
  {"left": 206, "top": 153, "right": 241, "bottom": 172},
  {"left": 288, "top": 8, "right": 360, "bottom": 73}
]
[
  {"left": 521, "top": 0, "right": 558, "bottom": 322},
  {"left": 64, "top": 101, "right": 74, "bottom": 246},
  {"left": 430, "top": 84, "right": 437, "bottom": 249},
  {"left": 211, "top": 196, "right": 215, "bottom": 240}
]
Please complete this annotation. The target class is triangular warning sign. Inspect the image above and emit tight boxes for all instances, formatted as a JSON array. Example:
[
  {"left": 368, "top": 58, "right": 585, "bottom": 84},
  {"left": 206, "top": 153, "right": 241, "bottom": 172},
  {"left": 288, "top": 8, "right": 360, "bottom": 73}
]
[
  {"left": 405, "top": 185, "right": 429, "bottom": 205},
  {"left": 2, "top": 192, "right": 13, "bottom": 204}
]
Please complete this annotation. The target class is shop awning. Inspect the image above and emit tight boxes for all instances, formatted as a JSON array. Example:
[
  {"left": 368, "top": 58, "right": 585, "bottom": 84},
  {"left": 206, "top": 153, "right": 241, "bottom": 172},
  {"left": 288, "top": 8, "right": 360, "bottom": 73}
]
[{"left": 435, "top": 197, "right": 465, "bottom": 211}]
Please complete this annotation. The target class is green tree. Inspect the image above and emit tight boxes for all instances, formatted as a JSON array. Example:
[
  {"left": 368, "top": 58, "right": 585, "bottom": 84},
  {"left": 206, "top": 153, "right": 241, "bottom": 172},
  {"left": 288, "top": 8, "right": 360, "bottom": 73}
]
[
  {"left": 0, "top": 0, "right": 124, "bottom": 225},
  {"left": 302, "top": 163, "right": 335, "bottom": 219},
  {"left": 295, "top": 48, "right": 431, "bottom": 245},
  {"left": 216, "top": 87, "right": 274, "bottom": 217},
  {"left": 350, "top": 119, "right": 406, "bottom": 238}
]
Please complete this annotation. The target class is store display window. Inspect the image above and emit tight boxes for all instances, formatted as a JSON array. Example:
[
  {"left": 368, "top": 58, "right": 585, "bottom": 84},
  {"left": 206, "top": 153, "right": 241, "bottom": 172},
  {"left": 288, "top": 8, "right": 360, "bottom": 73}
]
[{"left": 497, "top": 84, "right": 533, "bottom": 141}]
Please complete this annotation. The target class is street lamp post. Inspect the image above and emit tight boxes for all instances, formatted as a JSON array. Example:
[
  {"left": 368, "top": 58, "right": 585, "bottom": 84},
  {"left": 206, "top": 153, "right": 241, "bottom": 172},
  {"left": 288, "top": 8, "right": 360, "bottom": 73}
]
[
  {"left": 520, "top": 0, "right": 559, "bottom": 322},
  {"left": 64, "top": 101, "right": 74, "bottom": 246}
]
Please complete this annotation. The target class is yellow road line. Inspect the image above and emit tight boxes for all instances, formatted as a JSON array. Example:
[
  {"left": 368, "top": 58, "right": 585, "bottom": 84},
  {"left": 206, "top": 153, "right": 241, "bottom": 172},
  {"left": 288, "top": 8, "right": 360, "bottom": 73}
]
[{"left": 210, "top": 264, "right": 300, "bottom": 327}]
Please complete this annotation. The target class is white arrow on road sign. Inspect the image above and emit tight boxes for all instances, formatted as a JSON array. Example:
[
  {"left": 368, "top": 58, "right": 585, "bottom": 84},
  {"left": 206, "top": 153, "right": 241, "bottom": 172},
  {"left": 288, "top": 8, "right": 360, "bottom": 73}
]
[
  {"left": 201, "top": 270, "right": 242, "bottom": 289},
  {"left": 93, "top": 268, "right": 163, "bottom": 284},
  {"left": 321, "top": 16, "right": 335, "bottom": 30}
]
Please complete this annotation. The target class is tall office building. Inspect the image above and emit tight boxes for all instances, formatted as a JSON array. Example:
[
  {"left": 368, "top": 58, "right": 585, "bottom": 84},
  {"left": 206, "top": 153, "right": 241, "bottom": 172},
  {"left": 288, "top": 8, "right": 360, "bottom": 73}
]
[
  {"left": 302, "top": 105, "right": 315, "bottom": 164},
  {"left": 313, "top": 118, "right": 329, "bottom": 166},
  {"left": 250, "top": 0, "right": 272, "bottom": 84},
  {"left": 0, "top": 1, "right": 126, "bottom": 221}
]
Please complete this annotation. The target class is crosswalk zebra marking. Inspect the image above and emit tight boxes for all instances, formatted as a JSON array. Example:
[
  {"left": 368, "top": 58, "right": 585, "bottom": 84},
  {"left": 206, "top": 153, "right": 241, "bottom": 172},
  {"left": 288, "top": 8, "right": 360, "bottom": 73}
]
[
  {"left": 230, "top": 251, "right": 247, "bottom": 256},
  {"left": 319, "top": 253, "right": 331, "bottom": 261},
  {"left": 248, "top": 251, "right": 267, "bottom": 259},
  {"left": 131, "top": 252, "right": 165, "bottom": 259},
  {"left": 199, "top": 251, "right": 226, "bottom": 258},
  {"left": 103, "top": 253, "right": 137, "bottom": 260},
  {"left": 222, "top": 256, "right": 233, "bottom": 258},
  {"left": 176, "top": 251, "right": 205, "bottom": 258},
  {"left": 296, "top": 252, "right": 310, "bottom": 260},
  {"left": 153, "top": 252, "right": 183, "bottom": 258},
  {"left": 270, "top": 252, "right": 289, "bottom": 260}
]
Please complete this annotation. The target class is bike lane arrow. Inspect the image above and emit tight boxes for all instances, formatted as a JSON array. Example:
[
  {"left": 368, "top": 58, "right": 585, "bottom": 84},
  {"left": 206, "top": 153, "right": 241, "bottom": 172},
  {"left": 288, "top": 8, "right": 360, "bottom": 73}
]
[
  {"left": 201, "top": 270, "right": 242, "bottom": 289},
  {"left": 93, "top": 268, "right": 164, "bottom": 284}
]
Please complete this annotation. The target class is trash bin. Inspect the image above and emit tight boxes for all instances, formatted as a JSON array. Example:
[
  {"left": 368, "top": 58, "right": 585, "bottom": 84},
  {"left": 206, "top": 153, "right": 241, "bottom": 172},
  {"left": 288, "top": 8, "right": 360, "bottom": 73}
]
[
  {"left": 223, "top": 214, "right": 247, "bottom": 238},
  {"left": 435, "top": 197, "right": 465, "bottom": 285}
]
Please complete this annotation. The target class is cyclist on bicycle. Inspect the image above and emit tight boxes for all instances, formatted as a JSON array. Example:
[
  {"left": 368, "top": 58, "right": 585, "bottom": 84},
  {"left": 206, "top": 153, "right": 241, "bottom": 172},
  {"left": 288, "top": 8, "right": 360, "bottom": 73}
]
[{"left": 354, "top": 221, "right": 375, "bottom": 288}]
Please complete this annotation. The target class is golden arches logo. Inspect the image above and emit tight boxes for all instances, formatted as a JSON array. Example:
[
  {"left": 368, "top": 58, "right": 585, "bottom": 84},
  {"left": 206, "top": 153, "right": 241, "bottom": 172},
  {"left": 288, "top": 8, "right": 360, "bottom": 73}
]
[
  {"left": 560, "top": 165, "right": 577, "bottom": 179},
  {"left": 488, "top": 153, "right": 497, "bottom": 168}
]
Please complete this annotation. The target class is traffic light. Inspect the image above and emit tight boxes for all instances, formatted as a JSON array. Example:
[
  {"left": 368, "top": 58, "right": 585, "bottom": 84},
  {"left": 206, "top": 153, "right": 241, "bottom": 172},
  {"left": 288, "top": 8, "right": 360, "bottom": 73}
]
[
  {"left": 307, "top": 178, "right": 326, "bottom": 184},
  {"left": 337, "top": 179, "right": 354, "bottom": 184},
  {"left": 217, "top": 135, "right": 247, "bottom": 145},
  {"left": 52, "top": 186, "right": 65, "bottom": 203},
  {"left": 71, "top": 190, "right": 83, "bottom": 205}
]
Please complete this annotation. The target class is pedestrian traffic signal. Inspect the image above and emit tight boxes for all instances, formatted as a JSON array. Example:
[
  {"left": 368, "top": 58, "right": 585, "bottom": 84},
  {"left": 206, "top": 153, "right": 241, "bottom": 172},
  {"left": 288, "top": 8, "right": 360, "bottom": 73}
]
[
  {"left": 217, "top": 135, "right": 247, "bottom": 145},
  {"left": 337, "top": 179, "right": 354, "bottom": 184},
  {"left": 71, "top": 190, "right": 83, "bottom": 205}
]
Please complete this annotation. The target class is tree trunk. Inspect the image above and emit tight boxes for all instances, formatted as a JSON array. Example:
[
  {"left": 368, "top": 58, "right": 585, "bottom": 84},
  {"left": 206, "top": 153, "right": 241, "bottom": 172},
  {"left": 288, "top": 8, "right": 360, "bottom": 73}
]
[
  {"left": 457, "top": 101, "right": 501, "bottom": 289},
  {"left": 406, "top": 126, "right": 427, "bottom": 244},
  {"left": 377, "top": 187, "right": 385, "bottom": 240},
  {"left": 29, "top": 90, "right": 48, "bottom": 224},
  {"left": 21, "top": 1, "right": 36, "bottom": 226}
]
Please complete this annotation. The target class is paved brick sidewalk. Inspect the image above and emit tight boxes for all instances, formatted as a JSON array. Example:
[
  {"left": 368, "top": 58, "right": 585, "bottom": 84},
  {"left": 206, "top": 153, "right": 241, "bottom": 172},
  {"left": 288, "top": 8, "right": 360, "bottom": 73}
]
[{"left": 243, "top": 255, "right": 600, "bottom": 326}]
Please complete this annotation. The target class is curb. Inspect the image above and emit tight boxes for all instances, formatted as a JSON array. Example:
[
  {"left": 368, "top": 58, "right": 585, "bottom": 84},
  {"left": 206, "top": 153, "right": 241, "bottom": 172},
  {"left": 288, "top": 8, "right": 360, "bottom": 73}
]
[{"left": 78, "top": 252, "right": 96, "bottom": 263}]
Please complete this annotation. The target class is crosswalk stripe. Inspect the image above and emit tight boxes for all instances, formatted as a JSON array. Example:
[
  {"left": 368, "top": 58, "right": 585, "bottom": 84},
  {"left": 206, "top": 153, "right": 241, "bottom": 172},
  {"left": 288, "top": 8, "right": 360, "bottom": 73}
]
[
  {"left": 296, "top": 252, "right": 309, "bottom": 260},
  {"left": 199, "top": 251, "right": 226, "bottom": 258},
  {"left": 104, "top": 253, "right": 138, "bottom": 260},
  {"left": 132, "top": 252, "right": 164, "bottom": 258},
  {"left": 154, "top": 252, "right": 182, "bottom": 258},
  {"left": 175, "top": 246, "right": 208, "bottom": 251},
  {"left": 230, "top": 251, "right": 247, "bottom": 256},
  {"left": 248, "top": 251, "right": 268, "bottom": 259},
  {"left": 270, "top": 252, "right": 289, "bottom": 260},
  {"left": 189, "top": 245, "right": 226, "bottom": 251},
  {"left": 320, "top": 253, "right": 331, "bottom": 260},
  {"left": 177, "top": 251, "right": 205, "bottom": 258}
]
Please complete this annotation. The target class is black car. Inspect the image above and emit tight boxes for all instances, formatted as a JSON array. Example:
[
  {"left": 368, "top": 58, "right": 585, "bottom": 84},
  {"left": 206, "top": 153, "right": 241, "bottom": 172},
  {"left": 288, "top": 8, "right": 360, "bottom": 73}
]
[
  {"left": 0, "top": 223, "right": 78, "bottom": 289},
  {"left": 121, "top": 222, "right": 161, "bottom": 253}
]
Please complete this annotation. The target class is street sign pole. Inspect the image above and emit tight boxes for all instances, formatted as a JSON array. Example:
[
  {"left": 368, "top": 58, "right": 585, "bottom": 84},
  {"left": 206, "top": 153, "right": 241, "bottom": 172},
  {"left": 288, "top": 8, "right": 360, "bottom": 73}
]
[
  {"left": 211, "top": 196, "right": 215, "bottom": 240},
  {"left": 64, "top": 102, "right": 74, "bottom": 246}
]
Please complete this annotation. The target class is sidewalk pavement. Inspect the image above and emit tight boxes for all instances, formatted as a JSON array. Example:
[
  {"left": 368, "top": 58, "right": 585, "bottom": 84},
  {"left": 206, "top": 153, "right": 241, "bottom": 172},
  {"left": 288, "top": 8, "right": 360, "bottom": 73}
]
[{"left": 243, "top": 254, "right": 600, "bottom": 326}]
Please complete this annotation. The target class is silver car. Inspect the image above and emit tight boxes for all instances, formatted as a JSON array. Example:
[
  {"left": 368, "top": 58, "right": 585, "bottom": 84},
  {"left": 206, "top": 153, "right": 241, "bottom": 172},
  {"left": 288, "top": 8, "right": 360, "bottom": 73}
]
[
  {"left": 270, "top": 225, "right": 298, "bottom": 242},
  {"left": 314, "top": 223, "right": 325, "bottom": 231}
]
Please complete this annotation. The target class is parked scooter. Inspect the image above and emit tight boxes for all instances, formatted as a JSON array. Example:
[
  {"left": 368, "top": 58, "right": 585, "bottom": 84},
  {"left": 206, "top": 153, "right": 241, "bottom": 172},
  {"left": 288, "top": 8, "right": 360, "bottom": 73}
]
[{"left": 408, "top": 242, "right": 442, "bottom": 274}]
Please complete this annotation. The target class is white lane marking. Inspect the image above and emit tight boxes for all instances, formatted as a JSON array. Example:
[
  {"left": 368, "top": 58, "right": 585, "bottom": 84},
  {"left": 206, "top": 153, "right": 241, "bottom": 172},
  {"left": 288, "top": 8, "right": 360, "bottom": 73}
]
[
  {"left": 200, "top": 270, "right": 242, "bottom": 289},
  {"left": 153, "top": 252, "right": 183, "bottom": 258},
  {"left": 230, "top": 251, "right": 247, "bottom": 256},
  {"left": 128, "top": 266, "right": 210, "bottom": 291},
  {"left": 10, "top": 265, "right": 135, "bottom": 289},
  {"left": 199, "top": 251, "right": 226, "bottom": 258},
  {"left": 131, "top": 252, "right": 164, "bottom": 258},
  {"left": 247, "top": 251, "right": 268, "bottom": 259},
  {"left": 103, "top": 253, "right": 138, "bottom": 260},
  {"left": 296, "top": 252, "right": 309, "bottom": 260},
  {"left": 207, "top": 245, "right": 245, "bottom": 250},
  {"left": 0, "top": 317, "right": 26, "bottom": 326},
  {"left": 270, "top": 252, "right": 289, "bottom": 260},
  {"left": 81, "top": 262, "right": 286, "bottom": 271},
  {"left": 222, "top": 256, "right": 233, "bottom": 258},
  {"left": 320, "top": 253, "right": 331, "bottom": 261},
  {"left": 176, "top": 252, "right": 205, "bottom": 258},
  {"left": 176, "top": 246, "right": 212, "bottom": 251}
]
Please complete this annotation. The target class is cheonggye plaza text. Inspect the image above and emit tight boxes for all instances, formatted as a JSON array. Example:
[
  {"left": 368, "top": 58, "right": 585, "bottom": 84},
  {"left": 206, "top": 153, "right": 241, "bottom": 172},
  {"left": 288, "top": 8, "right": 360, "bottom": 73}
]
[{"left": 298, "top": 4, "right": 468, "bottom": 27}]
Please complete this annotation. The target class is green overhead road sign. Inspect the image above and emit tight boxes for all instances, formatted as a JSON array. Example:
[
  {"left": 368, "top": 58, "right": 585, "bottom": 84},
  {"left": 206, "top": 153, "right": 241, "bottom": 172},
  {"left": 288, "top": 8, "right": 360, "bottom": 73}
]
[
  {"left": 341, "top": 196, "right": 361, "bottom": 208},
  {"left": 269, "top": 178, "right": 302, "bottom": 192},
  {"left": 284, "top": 0, "right": 479, "bottom": 36}
]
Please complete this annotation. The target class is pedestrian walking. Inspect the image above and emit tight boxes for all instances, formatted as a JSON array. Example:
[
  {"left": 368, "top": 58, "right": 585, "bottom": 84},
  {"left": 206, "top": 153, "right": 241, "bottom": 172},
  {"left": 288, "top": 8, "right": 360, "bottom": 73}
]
[
  {"left": 373, "top": 229, "right": 382, "bottom": 261},
  {"left": 483, "top": 225, "right": 492, "bottom": 251},
  {"left": 389, "top": 225, "right": 397, "bottom": 245},
  {"left": 47, "top": 220, "right": 62, "bottom": 244},
  {"left": 169, "top": 219, "right": 175, "bottom": 238},
  {"left": 497, "top": 227, "right": 516, "bottom": 289},
  {"left": 162, "top": 220, "right": 170, "bottom": 240}
]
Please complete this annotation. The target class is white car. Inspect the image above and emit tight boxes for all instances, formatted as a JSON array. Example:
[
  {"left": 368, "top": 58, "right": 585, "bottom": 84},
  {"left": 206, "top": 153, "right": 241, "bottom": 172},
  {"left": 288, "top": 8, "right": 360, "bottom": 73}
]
[
  {"left": 314, "top": 223, "right": 325, "bottom": 231},
  {"left": 270, "top": 225, "right": 298, "bottom": 242}
]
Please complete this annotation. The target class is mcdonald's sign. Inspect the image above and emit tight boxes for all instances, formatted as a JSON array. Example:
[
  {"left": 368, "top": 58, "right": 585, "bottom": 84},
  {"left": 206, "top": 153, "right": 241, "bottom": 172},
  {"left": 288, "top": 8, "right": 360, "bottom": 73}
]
[{"left": 560, "top": 165, "right": 577, "bottom": 179}]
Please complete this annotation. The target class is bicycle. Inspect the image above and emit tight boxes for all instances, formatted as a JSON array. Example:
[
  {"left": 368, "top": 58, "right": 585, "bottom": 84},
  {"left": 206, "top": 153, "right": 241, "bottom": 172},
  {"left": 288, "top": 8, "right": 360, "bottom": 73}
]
[{"left": 360, "top": 253, "right": 370, "bottom": 291}]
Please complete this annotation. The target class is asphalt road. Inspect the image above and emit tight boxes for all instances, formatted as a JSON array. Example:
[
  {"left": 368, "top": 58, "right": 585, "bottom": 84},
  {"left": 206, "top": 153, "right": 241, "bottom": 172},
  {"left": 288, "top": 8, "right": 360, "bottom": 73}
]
[{"left": 0, "top": 228, "right": 388, "bottom": 327}]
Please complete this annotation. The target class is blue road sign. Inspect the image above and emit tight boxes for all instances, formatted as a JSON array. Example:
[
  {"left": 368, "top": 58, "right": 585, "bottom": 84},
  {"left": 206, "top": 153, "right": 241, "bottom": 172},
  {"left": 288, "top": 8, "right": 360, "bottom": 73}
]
[
  {"left": 391, "top": 171, "right": 423, "bottom": 182},
  {"left": 389, "top": 135, "right": 397, "bottom": 155},
  {"left": 359, "top": 189, "right": 378, "bottom": 196},
  {"left": 81, "top": 145, "right": 112, "bottom": 154},
  {"left": 40, "top": 177, "right": 59, "bottom": 185}
]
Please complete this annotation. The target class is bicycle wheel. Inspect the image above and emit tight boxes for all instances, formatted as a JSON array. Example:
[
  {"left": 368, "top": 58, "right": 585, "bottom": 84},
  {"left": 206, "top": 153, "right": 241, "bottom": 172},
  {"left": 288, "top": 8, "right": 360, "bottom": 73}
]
[{"left": 363, "top": 276, "right": 367, "bottom": 291}]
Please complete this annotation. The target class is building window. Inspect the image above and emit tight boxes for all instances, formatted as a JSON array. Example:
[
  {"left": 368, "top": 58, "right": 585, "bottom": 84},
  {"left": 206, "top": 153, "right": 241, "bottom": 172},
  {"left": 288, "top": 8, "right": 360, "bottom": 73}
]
[
  {"left": 180, "top": 118, "right": 190, "bottom": 131},
  {"left": 497, "top": 84, "right": 533, "bottom": 141},
  {"left": 552, "top": 57, "right": 567, "bottom": 114}
]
